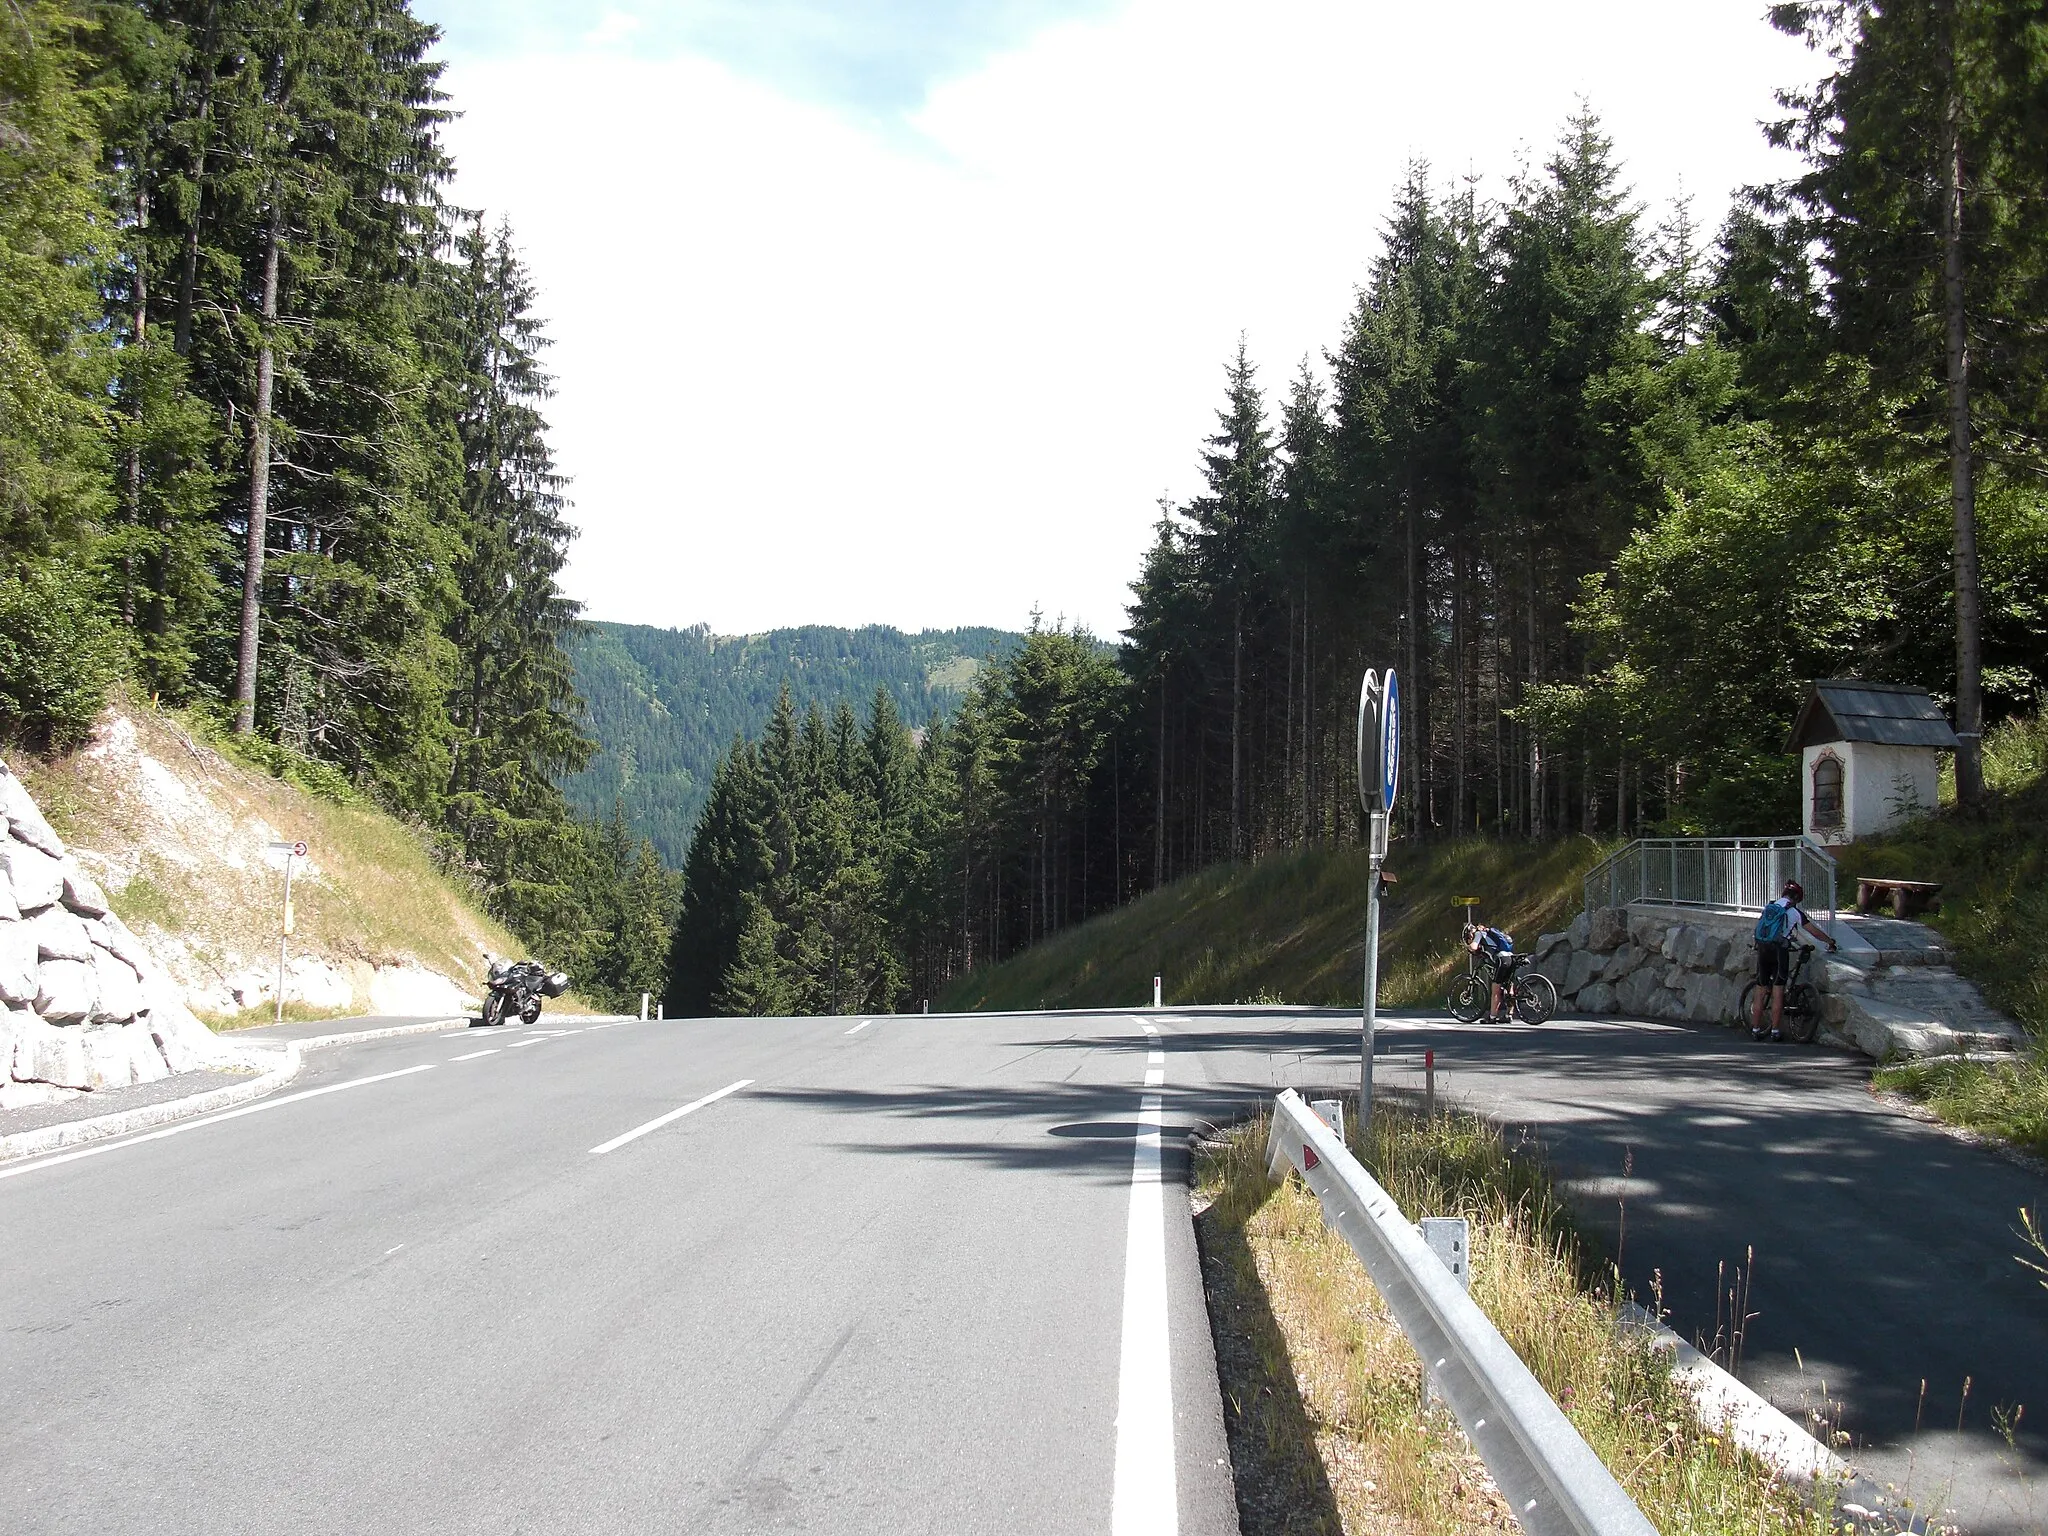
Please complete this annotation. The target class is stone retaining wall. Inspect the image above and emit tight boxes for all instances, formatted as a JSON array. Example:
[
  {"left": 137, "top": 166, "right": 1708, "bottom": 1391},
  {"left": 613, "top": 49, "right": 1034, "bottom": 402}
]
[
  {"left": 0, "top": 760, "right": 231, "bottom": 1110},
  {"left": 1531, "top": 903, "right": 2030, "bottom": 1061}
]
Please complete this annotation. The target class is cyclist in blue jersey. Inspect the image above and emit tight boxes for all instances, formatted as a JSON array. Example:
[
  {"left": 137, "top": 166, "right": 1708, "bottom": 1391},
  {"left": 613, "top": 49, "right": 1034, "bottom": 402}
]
[
  {"left": 1749, "top": 879, "right": 1838, "bottom": 1041},
  {"left": 1464, "top": 920, "right": 1518, "bottom": 1024}
]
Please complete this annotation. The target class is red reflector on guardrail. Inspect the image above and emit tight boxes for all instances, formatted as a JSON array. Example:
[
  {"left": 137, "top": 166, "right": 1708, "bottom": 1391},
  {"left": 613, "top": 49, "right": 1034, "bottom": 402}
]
[{"left": 1301, "top": 1143, "right": 1319, "bottom": 1169}]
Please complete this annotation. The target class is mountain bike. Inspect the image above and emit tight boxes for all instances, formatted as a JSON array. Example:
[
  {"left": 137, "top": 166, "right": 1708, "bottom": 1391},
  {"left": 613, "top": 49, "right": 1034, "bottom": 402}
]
[
  {"left": 1447, "top": 953, "right": 1556, "bottom": 1026},
  {"left": 1738, "top": 942, "right": 1821, "bottom": 1044}
]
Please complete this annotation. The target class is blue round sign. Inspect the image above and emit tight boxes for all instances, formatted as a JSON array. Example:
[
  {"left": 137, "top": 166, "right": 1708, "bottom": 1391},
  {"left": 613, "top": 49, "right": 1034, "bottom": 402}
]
[{"left": 1379, "top": 669, "right": 1400, "bottom": 813}]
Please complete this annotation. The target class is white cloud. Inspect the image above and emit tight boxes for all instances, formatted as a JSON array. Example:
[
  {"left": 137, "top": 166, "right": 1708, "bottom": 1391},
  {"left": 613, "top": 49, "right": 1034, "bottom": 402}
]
[{"left": 438, "top": 0, "right": 1820, "bottom": 638}]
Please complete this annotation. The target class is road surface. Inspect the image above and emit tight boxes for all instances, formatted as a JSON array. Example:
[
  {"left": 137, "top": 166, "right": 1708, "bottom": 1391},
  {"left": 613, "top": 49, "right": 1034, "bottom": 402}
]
[{"left": 1, "top": 1008, "right": 2042, "bottom": 1533}]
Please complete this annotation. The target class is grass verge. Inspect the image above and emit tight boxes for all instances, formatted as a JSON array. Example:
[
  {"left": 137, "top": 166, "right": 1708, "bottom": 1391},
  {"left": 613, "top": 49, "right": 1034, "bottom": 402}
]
[
  {"left": 1195, "top": 1098, "right": 1833, "bottom": 1536},
  {"left": 941, "top": 836, "right": 1610, "bottom": 1013}
]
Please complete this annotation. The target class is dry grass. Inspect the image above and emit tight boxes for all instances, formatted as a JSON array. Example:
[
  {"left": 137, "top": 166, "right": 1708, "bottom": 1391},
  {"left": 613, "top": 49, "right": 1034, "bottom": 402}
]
[{"left": 1196, "top": 1099, "right": 1835, "bottom": 1536}]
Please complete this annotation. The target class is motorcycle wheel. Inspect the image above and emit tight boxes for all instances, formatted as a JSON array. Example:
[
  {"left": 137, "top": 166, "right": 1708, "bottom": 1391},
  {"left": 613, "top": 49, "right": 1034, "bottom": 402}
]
[
  {"left": 481, "top": 991, "right": 505, "bottom": 1028},
  {"left": 520, "top": 998, "right": 542, "bottom": 1026}
]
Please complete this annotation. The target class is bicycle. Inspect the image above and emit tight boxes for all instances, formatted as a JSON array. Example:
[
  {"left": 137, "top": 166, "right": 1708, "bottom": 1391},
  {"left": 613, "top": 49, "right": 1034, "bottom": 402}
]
[
  {"left": 1738, "top": 941, "right": 1822, "bottom": 1044},
  {"left": 1447, "top": 952, "right": 1556, "bottom": 1026}
]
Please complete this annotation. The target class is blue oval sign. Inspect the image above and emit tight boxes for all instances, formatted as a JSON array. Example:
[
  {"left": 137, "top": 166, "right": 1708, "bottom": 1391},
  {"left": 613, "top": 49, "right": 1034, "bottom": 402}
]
[{"left": 1379, "top": 669, "right": 1400, "bottom": 813}]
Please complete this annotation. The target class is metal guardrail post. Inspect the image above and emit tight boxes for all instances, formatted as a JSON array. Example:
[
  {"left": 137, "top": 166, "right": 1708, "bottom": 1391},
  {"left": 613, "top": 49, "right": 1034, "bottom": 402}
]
[{"left": 1265, "top": 1091, "right": 1658, "bottom": 1536}]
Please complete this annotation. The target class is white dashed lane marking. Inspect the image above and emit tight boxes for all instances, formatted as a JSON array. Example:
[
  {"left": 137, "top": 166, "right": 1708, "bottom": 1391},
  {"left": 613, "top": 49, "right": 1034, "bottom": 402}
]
[{"left": 588, "top": 1080, "right": 753, "bottom": 1156}]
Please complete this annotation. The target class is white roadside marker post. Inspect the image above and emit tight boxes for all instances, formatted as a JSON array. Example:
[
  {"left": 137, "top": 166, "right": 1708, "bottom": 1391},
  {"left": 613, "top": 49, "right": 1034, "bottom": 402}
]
[
  {"left": 1357, "top": 669, "right": 1399, "bottom": 1139},
  {"left": 640, "top": 992, "right": 648, "bottom": 1021},
  {"left": 266, "top": 839, "right": 307, "bottom": 1024},
  {"left": 1152, "top": 974, "right": 1161, "bottom": 1008}
]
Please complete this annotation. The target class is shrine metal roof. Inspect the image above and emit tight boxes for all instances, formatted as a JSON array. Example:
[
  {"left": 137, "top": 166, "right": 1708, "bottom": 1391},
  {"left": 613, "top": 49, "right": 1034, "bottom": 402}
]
[{"left": 1787, "top": 680, "right": 1961, "bottom": 751}]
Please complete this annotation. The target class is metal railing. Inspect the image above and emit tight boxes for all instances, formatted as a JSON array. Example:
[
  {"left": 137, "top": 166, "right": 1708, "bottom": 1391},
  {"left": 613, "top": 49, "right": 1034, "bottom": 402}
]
[
  {"left": 1581, "top": 837, "right": 1837, "bottom": 921},
  {"left": 1265, "top": 1091, "right": 1658, "bottom": 1536}
]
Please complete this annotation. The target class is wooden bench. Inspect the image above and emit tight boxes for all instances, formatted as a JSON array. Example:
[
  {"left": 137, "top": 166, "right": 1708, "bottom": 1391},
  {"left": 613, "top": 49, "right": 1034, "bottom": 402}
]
[{"left": 1855, "top": 877, "right": 1943, "bottom": 919}]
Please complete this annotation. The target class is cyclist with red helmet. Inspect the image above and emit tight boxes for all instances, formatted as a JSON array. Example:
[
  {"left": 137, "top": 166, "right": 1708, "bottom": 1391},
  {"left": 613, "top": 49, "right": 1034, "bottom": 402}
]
[{"left": 1749, "top": 878, "right": 1838, "bottom": 1041}]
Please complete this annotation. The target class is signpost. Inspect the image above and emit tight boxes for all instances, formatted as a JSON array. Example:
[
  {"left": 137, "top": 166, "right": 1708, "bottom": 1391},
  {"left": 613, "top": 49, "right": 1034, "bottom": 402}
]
[
  {"left": 1356, "top": 668, "right": 1399, "bottom": 1134},
  {"left": 266, "top": 840, "right": 308, "bottom": 1023}
]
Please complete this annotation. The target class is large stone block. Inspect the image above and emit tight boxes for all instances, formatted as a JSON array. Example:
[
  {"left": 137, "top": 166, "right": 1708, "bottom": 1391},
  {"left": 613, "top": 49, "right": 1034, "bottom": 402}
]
[
  {"left": 30, "top": 905, "right": 94, "bottom": 963},
  {"left": 91, "top": 946, "right": 145, "bottom": 1023},
  {"left": 0, "top": 767, "right": 65, "bottom": 857},
  {"left": 0, "top": 838, "right": 65, "bottom": 912},
  {"left": 1567, "top": 910, "right": 1592, "bottom": 952},
  {"left": 1600, "top": 943, "right": 1642, "bottom": 982},
  {"left": 1627, "top": 907, "right": 1670, "bottom": 949},
  {"left": 1575, "top": 979, "right": 1617, "bottom": 1014},
  {"left": 36, "top": 957, "right": 98, "bottom": 1022},
  {"left": 82, "top": 1023, "right": 137, "bottom": 1089},
  {"left": 1535, "top": 949, "right": 1571, "bottom": 987},
  {"left": 1564, "top": 948, "right": 1602, "bottom": 998},
  {"left": 0, "top": 920, "right": 37, "bottom": 1005},
  {"left": 1722, "top": 936, "right": 1756, "bottom": 978},
  {"left": 60, "top": 862, "right": 108, "bottom": 918},
  {"left": 0, "top": 1004, "right": 26, "bottom": 1081},
  {"left": 1587, "top": 906, "right": 1629, "bottom": 952},
  {"left": 1534, "top": 931, "right": 1569, "bottom": 960},
  {"left": 126, "top": 1019, "right": 171, "bottom": 1083},
  {"left": 1615, "top": 967, "right": 1665, "bottom": 1018},
  {"left": 14, "top": 1014, "right": 90, "bottom": 1089},
  {"left": 94, "top": 911, "right": 156, "bottom": 976},
  {"left": 0, "top": 873, "right": 15, "bottom": 923}
]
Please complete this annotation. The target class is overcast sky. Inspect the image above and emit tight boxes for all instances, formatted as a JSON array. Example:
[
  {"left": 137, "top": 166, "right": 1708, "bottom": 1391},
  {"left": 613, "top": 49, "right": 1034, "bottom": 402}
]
[{"left": 426, "top": 0, "right": 1822, "bottom": 640}]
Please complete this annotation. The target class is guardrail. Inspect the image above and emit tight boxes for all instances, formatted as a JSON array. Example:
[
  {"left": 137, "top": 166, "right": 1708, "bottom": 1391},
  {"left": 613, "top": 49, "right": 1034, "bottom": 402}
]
[
  {"left": 1264, "top": 1090, "right": 1657, "bottom": 1536},
  {"left": 1581, "top": 837, "right": 1837, "bottom": 921}
]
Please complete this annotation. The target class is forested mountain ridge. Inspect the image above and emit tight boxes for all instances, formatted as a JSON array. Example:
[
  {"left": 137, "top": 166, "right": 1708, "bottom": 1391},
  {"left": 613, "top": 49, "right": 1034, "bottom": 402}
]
[{"left": 563, "top": 622, "right": 1020, "bottom": 865}]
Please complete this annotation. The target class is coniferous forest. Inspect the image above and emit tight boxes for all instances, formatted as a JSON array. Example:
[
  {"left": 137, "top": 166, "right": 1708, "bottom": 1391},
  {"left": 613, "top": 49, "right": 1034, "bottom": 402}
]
[
  {"left": 0, "top": 1, "right": 674, "bottom": 1009},
  {"left": 6, "top": 3, "right": 2047, "bottom": 1019}
]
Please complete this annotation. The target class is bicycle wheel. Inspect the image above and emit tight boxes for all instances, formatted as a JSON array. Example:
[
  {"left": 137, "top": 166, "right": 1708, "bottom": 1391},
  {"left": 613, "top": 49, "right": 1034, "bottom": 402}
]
[
  {"left": 1736, "top": 981, "right": 1763, "bottom": 1032},
  {"left": 1447, "top": 973, "right": 1488, "bottom": 1024},
  {"left": 1781, "top": 985, "right": 1821, "bottom": 1044},
  {"left": 1513, "top": 972, "right": 1557, "bottom": 1025}
]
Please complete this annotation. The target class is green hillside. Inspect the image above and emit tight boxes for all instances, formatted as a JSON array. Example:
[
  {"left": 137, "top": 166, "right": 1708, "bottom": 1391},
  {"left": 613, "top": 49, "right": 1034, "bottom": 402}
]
[
  {"left": 564, "top": 622, "right": 1020, "bottom": 865},
  {"left": 938, "top": 836, "right": 1611, "bottom": 1013}
]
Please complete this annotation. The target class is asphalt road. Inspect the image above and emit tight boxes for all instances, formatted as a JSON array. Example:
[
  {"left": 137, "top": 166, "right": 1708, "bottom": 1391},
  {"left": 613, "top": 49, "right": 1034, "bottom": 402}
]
[{"left": 1, "top": 1008, "right": 2043, "bottom": 1534}]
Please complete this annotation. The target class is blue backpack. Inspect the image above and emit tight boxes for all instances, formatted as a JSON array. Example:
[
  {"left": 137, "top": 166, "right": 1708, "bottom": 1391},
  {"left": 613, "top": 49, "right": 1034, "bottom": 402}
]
[{"left": 1754, "top": 899, "right": 1797, "bottom": 944}]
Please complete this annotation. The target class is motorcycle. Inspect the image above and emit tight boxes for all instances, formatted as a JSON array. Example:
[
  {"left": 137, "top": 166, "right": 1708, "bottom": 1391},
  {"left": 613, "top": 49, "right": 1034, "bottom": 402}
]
[{"left": 481, "top": 957, "right": 570, "bottom": 1027}]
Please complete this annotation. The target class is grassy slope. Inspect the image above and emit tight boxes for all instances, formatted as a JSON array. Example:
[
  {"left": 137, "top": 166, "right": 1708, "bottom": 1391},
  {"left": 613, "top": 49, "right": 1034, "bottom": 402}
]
[
  {"left": 16, "top": 702, "right": 537, "bottom": 1022},
  {"left": 939, "top": 836, "right": 1612, "bottom": 1013},
  {"left": 1847, "top": 715, "right": 2048, "bottom": 1152}
]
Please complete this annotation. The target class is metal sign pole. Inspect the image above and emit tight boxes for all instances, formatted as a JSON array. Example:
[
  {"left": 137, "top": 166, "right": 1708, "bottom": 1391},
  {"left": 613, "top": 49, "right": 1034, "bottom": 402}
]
[
  {"left": 268, "top": 839, "right": 307, "bottom": 1024},
  {"left": 275, "top": 849, "right": 295, "bottom": 1024},
  {"left": 1361, "top": 815, "right": 1383, "bottom": 1130},
  {"left": 1357, "top": 669, "right": 1400, "bottom": 1140}
]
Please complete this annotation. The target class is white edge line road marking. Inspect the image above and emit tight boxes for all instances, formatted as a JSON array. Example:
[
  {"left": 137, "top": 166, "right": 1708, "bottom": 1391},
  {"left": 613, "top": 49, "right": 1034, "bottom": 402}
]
[
  {"left": 845, "top": 1019, "right": 873, "bottom": 1035},
  {"left": 0, "top": 1064, "right": 437, "bottom": 1183},
  {"left": 506, "top": 1038, "right": 549, "bottom": 1049},
  {"left": 449, "top": 1049, "right": 498, "bottom": 1061},
  {"left": 588, "top": 1079, "right": 753, "bottom": 1156},
  {"left": 1112, "top": 1047, "right": 1176, "bottom": 1535}
]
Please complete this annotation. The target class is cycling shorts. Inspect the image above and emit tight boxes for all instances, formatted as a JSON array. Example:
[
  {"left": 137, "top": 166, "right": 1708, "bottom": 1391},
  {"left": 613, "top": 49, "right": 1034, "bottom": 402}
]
[{"left": 1755, "top": 939, "right": 1790, "bottom": 989}]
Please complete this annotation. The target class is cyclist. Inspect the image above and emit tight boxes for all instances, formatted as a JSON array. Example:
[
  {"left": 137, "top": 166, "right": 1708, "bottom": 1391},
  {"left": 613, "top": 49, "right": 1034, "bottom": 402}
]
[
  {"left": 1463, "top": 919, "right": 1517, "bottom": 1023},
  {"left": 1749, "top": 879, "right": 1839, "bottom": 1042}
]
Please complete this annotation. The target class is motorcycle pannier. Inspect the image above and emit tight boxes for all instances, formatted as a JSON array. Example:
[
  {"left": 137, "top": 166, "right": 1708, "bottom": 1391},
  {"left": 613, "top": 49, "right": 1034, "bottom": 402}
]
[{"left": 542, "top": 971, "right": 570, "bottom": 998}]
